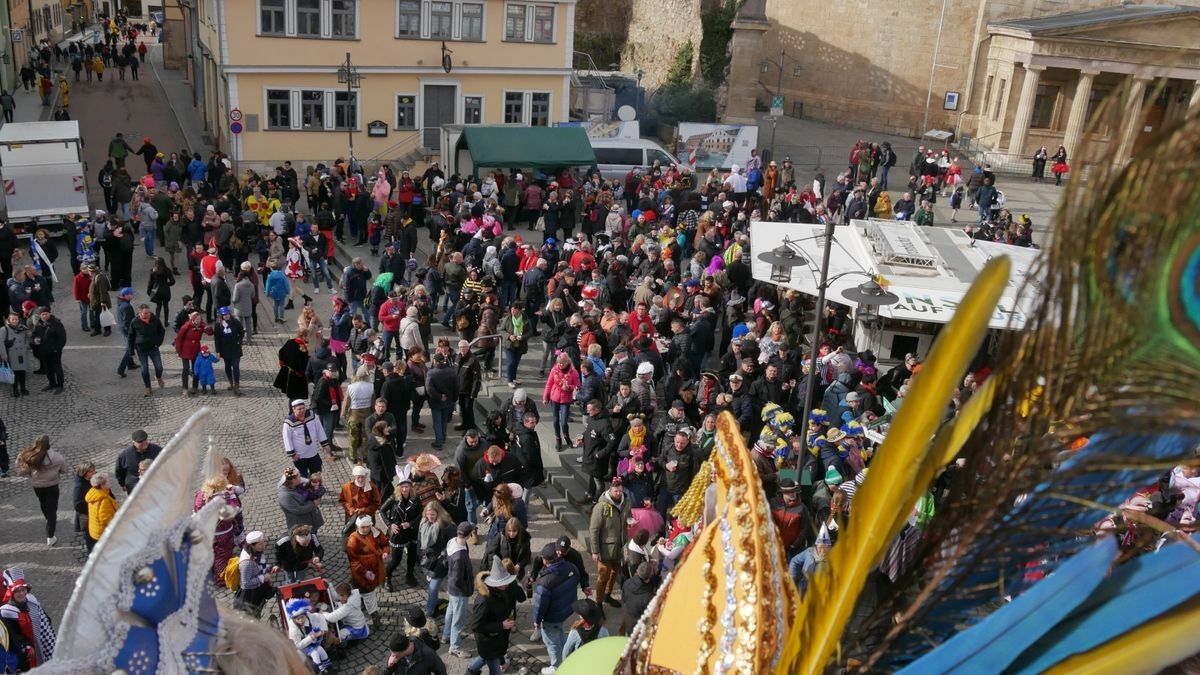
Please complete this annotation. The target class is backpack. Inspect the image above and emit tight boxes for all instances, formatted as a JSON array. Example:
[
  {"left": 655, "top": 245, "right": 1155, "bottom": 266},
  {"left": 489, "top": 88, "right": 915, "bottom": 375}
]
[{"left": 222, "top": 555, "right": 240, "bottom": 590}]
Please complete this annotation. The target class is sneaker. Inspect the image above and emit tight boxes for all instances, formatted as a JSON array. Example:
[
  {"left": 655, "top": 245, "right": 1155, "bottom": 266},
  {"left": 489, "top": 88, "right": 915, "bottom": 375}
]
[
  {"left": 448, "top": 647, "right": 470, "bottom": 658},
  {"left": 47, "top": 536, "right": 57, "bottom": 546},
  {"left": 313, "top": 287, "right": 319, "bottom": 294}
]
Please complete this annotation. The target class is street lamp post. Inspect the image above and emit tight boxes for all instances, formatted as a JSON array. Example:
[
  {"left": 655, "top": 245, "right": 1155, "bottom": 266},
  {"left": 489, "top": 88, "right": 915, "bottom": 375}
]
[
  {"left": 757, "top": 224, "right": 899, "bottom": 460},
  {"left": 336, "top": 52, "right": 362, "bottom": 164},
  {"left": 634, "top": 68, "right": 645, "bottom": 117},
  {"left": 762, "top": 49, "right": 784, "bottom": 162}
]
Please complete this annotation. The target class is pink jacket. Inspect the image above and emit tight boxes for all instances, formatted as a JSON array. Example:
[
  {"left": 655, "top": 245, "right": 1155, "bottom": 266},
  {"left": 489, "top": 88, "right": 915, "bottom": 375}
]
[{"left": 542, "top": 365, "right": 580, "bottom": 404}]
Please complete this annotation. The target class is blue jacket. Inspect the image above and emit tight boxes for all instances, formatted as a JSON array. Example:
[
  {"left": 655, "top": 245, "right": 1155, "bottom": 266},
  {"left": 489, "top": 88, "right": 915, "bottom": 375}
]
[
  {"left": 116, "top": 298, "right": 136, "bottom": 336},
  {"left": 265, "top": 270, "right": 290, "bottom": 300},
  {"left": 186, "top": 159, "right": 207, "bottom": 183},
  {"left": 192, "top": 352, "right": 220, "bottom": 385},
  {"left": 532, "top": 558, "right": 581, "bottom": 625},
  {"left": 329, "top": 308, "right": 352, "bottom": 342}
]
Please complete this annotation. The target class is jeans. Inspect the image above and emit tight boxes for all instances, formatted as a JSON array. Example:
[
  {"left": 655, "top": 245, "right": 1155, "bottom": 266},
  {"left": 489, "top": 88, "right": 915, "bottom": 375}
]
[
  {"left": 468, "top": 657, "right": 503, "bottom": 675},
  {"left": 415, "top": 569, "right": 442, "bottom": 615},
  {"left": 465, "top": 490, "right": 479, "bottom": 525},
  {"left": 33, "top": 485, "right": 59, "bottom": 538},
  {"left": 541, "top": 620, "right": 567, "bottom": 667},
  {"left": 142, "top": 226, "right": 156, "bottom": 256},
  {"left": 77, "top": 300, "right": 90, "bottom": 330},
  {"left": 879, "top": 166, "right": 890, "bottom": 191},
  {"left": 443, "top": 594, "right": 469, "bottom": 649},
  {"left": 272, "top": 296, "right": 287, "bottom": 321},
  {"left": 223, "top": 356, "right": 241, "bottom": 385},
  {"left": 118, "top": 201, "right": 131, "bottom": 222},
  {"left": 441, "top": 287, "right": 460, "bottom": 324},
  {"left": 136, "top": 347, "right": 164, "bottom": 388},
  {"left": 551, "top": 401, "right": 571, "bottom": 440},
  {"left": 381, "top": 330, "right": 400, "bottom": 362},
  {"left": 310, "top": 257, "right": 333, "bottom": 290},
  {"left": 319, "top": 411, "right": 338, "bottom": 448},
  {"left": 500, "top": 280, "right": 519, "bottom": 308},
  {"left": 978, "top": 202, "right": 991, "bottom": 223},
  {"left": 430, "top": 406, "right": 451, "bottom": 446},
  {"left": 505, "top": 349, "right": 521, "bottom": 383},
  {"left": 348, "top": 300, "right": 366, "bottom": 321}
]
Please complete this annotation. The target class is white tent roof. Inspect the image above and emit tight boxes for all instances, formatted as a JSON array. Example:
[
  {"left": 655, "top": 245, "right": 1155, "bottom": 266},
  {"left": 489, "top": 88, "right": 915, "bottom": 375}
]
[{"left": 749, "top": 219, "right": 1044, "bottom": 330}]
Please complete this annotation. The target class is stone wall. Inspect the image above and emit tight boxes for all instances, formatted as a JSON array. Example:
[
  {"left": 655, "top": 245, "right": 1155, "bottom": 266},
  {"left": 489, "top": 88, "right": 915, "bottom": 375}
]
[
  {"left": 758, "top": 0, "right": 1200, "bottom": 138},
  {"left": 622, "top": 0, "right": 709, "bottom": 87}
]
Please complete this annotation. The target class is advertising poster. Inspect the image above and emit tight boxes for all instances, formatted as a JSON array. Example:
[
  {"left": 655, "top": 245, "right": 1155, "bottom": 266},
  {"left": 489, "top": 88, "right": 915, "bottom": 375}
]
[{"left": 676, "top": 123, "right": 760, "bottom": 170}]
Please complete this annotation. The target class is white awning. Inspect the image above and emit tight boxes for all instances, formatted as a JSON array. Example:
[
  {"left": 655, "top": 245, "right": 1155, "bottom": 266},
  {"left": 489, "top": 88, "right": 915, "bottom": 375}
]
[{"left": 750, "top": 220, "right": 1043, "bottom": 330}]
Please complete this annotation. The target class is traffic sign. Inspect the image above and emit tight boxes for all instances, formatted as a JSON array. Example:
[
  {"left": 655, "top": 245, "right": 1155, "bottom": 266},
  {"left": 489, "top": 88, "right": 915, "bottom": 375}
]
[
  {"left": 228, "top": 108, "right": 242, "bottom": 122},
  {"left": 230, "top": 121, "right": 243, "bottom": 135},
  {"left": 770, "top": 95, "right": 784, "bottom": 118},
  {"left": 10, "top": 29, "right": 22, "bottom": 43}
]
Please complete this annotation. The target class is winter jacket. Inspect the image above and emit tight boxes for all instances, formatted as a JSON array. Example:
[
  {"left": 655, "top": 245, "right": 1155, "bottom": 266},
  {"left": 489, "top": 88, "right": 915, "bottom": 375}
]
[
  {"left": 17, "top": 449, "right": 67, "bottom": 488},
  {"left": 265, "top": 270, "right": 290, "bottom": 300},
  {"left": 0, "top": 323, "right": 29, "bottom": 371},
  {"left": 114, "top": 443, "right": 162, "bottom": 493},
  {"left": 468, "top": 584, "right": 526, "bottom": 660},
  {"left": 446, "top": 538, "right": 473, "bottom": 597},
  {"left": 174, "top": 320, "right": 210, "bottom": 360},
  {"left": 542, "top": 365, "right": 580, "bottom": 405},
  {"left": 532, "top": 558, "right": 581, "bottom": 625},
  {"left": 86, "top": 486, "right": 119, "bottom": 540},
  {"left": 278, "top": 484, "right": 325, "bottom": 532},
  {"left": 581, "top": 412, "right": 618, "bottom": 477},
  {"left": 589, "top": 489, "right": 632, "bottom": 562},
  {"left": 192, "top": 352, "right": 220, "bottom": 386},
  {"left": 425, "top": 363, "right": 459, "bottom": 410}
]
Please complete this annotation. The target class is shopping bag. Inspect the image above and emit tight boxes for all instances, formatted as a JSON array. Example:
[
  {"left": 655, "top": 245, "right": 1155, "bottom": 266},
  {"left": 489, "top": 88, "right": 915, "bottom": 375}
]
[
  {"left": 0, "top": 362, "right": 12, "bottom": 385},
  {"left": 99, "top": 308, "right": 117, "bottom": 329}
]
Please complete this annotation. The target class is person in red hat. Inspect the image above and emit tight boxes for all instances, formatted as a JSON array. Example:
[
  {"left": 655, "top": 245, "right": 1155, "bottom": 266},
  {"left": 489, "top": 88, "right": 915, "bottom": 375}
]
[{"left": 0, "top": 567, "right": 56, "bottom": 670}]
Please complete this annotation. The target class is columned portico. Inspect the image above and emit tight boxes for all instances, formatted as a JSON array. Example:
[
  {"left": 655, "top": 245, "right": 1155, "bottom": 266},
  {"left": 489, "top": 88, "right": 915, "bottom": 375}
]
[
  {"left": 1007, "top": 65, "right": 1046, "bottom": 155},
  {"left": 1061, "top": 69, "right": 1100, "bottom": 159},
  {"left": 1115, "top": 75, "right": 1151, "bottom": 164}
]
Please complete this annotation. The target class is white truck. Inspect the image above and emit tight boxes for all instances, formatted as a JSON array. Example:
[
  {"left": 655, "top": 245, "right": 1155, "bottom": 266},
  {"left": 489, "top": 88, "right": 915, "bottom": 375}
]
[{"left": 0, "top": 121, "right": 89, "bottom": 237}]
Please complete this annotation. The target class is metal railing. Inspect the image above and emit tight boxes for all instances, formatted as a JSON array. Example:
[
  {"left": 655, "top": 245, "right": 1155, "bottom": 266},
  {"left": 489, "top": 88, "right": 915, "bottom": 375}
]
[
  {"left": 363, "top": 130, "right": 422, "bottom": 164},
  {"left": 468, "top": 333, "right": 502, "bottom": 379},
  {"left": 954, "top": 136, "right": 1099, "bottom": 180}
]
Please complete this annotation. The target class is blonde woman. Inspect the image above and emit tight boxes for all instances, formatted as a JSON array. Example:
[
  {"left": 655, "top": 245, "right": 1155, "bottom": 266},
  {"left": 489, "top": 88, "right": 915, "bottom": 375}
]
[
  {"left": 418, "top": 500, "right": 456, "bottom": 618},
  {"left": 194, "top": 475, "right": 244, "bottom": 584},
  {"left": 758, "top": 321, "right": 788, "bottom": 364}
]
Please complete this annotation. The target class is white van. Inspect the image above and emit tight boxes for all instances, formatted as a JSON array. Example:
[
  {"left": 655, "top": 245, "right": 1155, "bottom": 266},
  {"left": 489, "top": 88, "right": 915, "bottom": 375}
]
[{"left": 591, "top": 138, "right": 677, "bottom": 181}]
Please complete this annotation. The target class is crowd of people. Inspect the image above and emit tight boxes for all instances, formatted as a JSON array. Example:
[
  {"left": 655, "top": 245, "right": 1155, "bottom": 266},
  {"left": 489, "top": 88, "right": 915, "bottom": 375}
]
[{"left": 0, "top": 124, "right": 1062, "bottom": 674}]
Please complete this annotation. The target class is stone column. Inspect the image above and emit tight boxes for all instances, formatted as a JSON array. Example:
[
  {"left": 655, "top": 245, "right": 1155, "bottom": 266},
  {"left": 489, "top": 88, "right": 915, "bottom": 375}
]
[
  {"left": 1061, "top": 69, "right": 1100, "bottom": 157},
  {"left": 1188, "top": 81, "right": 1200, "bottom": 117},
  {"left": 1114, "top": 75, "right": 1151, "bottom": 164},
  {"left": 1007, "top": 64, "right": 1046, "bottom": 155},
  {"left": 722, "top": 15, "right": 770, "bottom": 124}
]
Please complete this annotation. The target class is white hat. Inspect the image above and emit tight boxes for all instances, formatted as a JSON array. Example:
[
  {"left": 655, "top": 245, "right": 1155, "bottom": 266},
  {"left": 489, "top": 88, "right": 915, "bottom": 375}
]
[
  {"left": 636, "top": 362, "right": 654, "bottom": 376},
  {"left": 730, "top": 164, "right": 740, "bottom": 172},
  {"left": 722, "top": 201, "right": 734, "bottom": 209},
  {"left": 355, "top": 515, "right": 374, "bottom": 528},
  {"left": 290, "top": 399, "right": 307, "bottom": 407},
  {"left": 506, "top": 483, "right": 524, "bottom": 501},
  {"left": 245, "top": 531, "right": 264, "bottom": 544},
  {"left": 352, "top": 465, "right": 370, "bottom": 477}
]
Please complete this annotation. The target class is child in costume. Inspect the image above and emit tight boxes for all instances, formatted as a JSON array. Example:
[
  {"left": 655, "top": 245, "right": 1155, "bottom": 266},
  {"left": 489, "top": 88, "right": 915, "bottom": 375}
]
[{"left": 285, "top": 598, "right": 332, "bottom": 672}]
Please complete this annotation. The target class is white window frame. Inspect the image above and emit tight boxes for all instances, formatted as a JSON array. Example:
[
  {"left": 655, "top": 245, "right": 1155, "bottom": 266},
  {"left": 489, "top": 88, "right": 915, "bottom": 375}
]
[
  {"left": 463, "top": 95, "right": 485, "bottom": 124},
  {"left": 395, "top": 0, "right": 488, "bottom": 41},
  {"left": 428, "top": 0, "right": 454, "bottom": 40},
  {"left": 264, "top": 87, "right": 359, "bottom": 131},
  {"left": 395, "top": 92, "right": 420, "bottom": 130},
  {"left": 265, "top": 88, "right": 293, "bottom": 129},
  {"left": 256, "top": 0, "right": 359, "bottom": 39},
  {"left": 459, "top": 2, "right": 485, "bottom": 41},
  {"left": 501, "top": 90, "right": 552, "bottom": 126},
  {"left": 503, "top": 2, "right": 555, "bottom": 43}
]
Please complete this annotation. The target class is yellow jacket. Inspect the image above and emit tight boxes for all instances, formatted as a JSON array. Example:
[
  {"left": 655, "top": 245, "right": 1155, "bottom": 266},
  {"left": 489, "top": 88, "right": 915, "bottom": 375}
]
[{"left": 86, "top": 486, "right": 119, "bottom": 540}]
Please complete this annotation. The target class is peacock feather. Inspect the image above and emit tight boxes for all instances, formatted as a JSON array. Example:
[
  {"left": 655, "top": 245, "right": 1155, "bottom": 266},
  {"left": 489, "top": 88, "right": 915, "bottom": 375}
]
[{"left": 824, "top": 93, "right": 1200, "bottom": 672}]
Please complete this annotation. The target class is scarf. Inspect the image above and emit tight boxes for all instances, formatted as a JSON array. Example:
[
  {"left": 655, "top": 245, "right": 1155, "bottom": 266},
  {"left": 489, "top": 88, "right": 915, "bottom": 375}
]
[
  {"left": 510, "top": 313, "right": 524, "bottom": 336},
  {"left": 627, "top": 425, "right": 646, "bottom": 448}
]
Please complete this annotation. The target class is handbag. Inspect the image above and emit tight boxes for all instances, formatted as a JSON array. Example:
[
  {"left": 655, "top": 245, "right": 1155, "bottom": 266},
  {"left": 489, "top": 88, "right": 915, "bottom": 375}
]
[
  {"left": 533, "top": 215, "right": 545, "bottom": 232},
  {"left": 0, "top": 362, "right": 13, "bottom": 385},
  {"left": 98, "top": 307, "right": 117, "bottom": 329}
]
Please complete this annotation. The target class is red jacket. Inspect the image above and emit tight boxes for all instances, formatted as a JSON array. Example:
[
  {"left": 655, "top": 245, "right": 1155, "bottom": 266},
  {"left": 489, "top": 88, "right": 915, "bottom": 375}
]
[
  {"left": 72, "top": 272, "right": 91, "bottom": 303},
  {"left": 174, "top": 320, "right": 211, "bottom": 360},
  {"left": 377, "top": 298, "right": 405, "bottom": 332},
  {"left": 542, "top": 364, "right": 580, "bottom": 404}
]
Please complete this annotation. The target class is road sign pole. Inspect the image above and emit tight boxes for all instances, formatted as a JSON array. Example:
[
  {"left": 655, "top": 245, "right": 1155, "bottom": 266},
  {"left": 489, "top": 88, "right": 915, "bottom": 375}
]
[{"left": 769, "top": 49, "right": 784, "bottom": 163}]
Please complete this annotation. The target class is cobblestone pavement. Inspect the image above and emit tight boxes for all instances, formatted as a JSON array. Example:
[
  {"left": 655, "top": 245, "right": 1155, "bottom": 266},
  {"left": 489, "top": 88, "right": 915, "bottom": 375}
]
[{"left": 0, "top": 44, "right": 604, "bottom": 675}]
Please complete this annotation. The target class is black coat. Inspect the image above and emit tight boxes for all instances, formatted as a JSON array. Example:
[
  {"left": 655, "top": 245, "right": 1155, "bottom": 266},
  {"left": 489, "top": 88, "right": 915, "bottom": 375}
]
[
  {"left": 366, "top": 436, "right": 398, "bottom": 490},
  {"left": 33, "top": 316, "right": 67, "bottom": 354},
  {"left": 212, "top": 317, "right": 244, "bottom": 359},
  {"left": 380, "top": 494, "right": 422, "bottom": 545},
  {"left": 467, "top": 585, "right": 526, "bottom": 660},
  {"left": 381, "top": 372, "right": 413, "bottom": 415},
  {"left": 581, "top": 412, "right": 618, "bottom": 477},
  {"left": 511, "top": 425, "right": 544, "bottom": 488},
  {"left": 126, "top": 315, "right": 166, "bottom": 352}
]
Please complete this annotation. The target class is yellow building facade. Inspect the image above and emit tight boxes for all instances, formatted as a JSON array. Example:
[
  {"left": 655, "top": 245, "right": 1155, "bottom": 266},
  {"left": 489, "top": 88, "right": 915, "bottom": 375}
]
[{"left": 196, "top": 0, "right": 576, "bottom": 172}]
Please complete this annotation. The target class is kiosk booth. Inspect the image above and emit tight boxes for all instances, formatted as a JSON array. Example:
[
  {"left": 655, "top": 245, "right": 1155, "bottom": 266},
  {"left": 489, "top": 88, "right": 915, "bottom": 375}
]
[{"left": 749, "top": 219, "right": 1043, "bottom": 366}]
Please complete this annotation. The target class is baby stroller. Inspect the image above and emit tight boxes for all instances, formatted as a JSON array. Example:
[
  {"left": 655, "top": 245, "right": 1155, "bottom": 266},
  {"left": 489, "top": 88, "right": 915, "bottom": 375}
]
[{"left": 269, "top": 577, "right": 348, "bottom": 667}]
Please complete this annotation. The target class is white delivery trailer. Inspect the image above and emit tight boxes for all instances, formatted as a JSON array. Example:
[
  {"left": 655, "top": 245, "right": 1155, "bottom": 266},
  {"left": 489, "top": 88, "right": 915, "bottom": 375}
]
[{"left": 0, "top": 121, "right": 89, "bottom": 237}]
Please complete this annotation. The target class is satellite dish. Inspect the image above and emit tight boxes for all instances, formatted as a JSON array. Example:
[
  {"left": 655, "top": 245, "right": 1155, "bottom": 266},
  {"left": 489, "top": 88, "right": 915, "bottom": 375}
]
[{"left": 617, "top": 105, "right": 636, "bottom": 122}]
